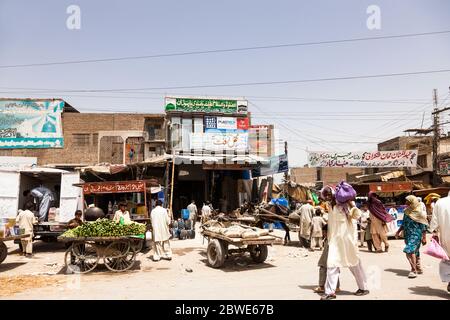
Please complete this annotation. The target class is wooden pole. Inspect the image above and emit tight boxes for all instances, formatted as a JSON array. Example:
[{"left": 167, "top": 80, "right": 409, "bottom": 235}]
[
  {"left": 144, "top": 183, "right": 148, "bottom": 218},
  {"left": 169, "top": 155, "right": 175, "bottom": 220}
]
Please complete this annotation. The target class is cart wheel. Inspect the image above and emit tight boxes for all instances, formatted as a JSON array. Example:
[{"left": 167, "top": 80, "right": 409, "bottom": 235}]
[
  {"left": 249, "top": 244, "right": 268, "bottom": 263},
  {"left": 104, "top": 241, "right": 136, "bottom": 272},
  {"left": 65, "top": 242, "right": 99, "bottom": 274},
  {"left": 0, "top": 242, "right": 8, "bottom": 264},
  {"left": 206, "top": 239, "right": 226, "bottom": 268},
  {"left": 130, "top": 238, "right": 144, "bottom": 254}
]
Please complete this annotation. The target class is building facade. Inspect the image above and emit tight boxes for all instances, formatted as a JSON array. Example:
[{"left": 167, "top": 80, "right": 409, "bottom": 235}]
[{"left": 0, "top": 111, "right": 166, "bottom": 166}]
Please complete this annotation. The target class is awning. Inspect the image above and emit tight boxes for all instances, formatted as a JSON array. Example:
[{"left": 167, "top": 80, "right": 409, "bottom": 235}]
[
  {"left": 0, "top": 167, "right": 70, "bottom": 174},
  {"left": 353, "top": 170, "right": 405, "bottom": 183},
  {"left": 369, "top": 181, "right": 413, "bottom": 193},
  {"left": 80, "top": 163, "right": 128, "bottom": 175},
  {"left": 413, "top": 187, "right": 450, "bottom": 197}
]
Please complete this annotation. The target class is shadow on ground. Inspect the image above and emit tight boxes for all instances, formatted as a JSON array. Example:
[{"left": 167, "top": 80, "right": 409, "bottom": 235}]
[
  {"left": 408, "top": 286, "right": 450, "bottom": 299},
  {"left": 0, "top": 262, "right": 27, "bottom": 272},
  {"left": 198, "top": 256, "right": 276, "bottom": 272},
  {"left": 384, "top": 268, "right": 410, "bottom": 277}
]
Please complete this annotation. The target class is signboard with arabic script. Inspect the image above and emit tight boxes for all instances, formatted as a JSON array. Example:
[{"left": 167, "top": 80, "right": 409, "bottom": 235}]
[
  {"left": 308, "top": 150, "right": 418, "bottom": 168},
  {"left": 190, "top": 130, "right": 248, "bottom": 151},
  {"left": 0, "top": 99, "right": 64, "bottom": 149},
  {"left": 83, "top": 181, "right": 146, "bottom": 194},
  {"left": 165, "top": 97, "right": 248, "bottom": 114}
]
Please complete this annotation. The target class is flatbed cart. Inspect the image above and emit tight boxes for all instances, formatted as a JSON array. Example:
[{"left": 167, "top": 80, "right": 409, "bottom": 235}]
[
  {"left": 201, "top": 230, "right": 279, "bottom": 268},
  {"left": 58, "top": 236, "right": 144, "bottom": 274},
  {"left": 0, "top": 234, "right": 30, "bottom": 264}
]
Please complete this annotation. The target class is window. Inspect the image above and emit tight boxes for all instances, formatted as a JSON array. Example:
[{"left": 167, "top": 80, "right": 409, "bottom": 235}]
[
  {"left": 99, "top": 136, "right": 124, "bottom": 164},
  {"left": 417, "top": 155, "right": 428, "bottom": 168},
  {"left": 194, "top": 117, "right": 203, "bottom": 133},
  {"left": 182, "top": 118, "right": 192, "bottom": 151},
  {"left": 72, "top": 133, "right": 90, "bottom": 146},
  {"left": 316, "top": 169, "right": 322, "bottom": 181},
  {"left": 92, "top": 133, "right": 99, "bottom": 147}
]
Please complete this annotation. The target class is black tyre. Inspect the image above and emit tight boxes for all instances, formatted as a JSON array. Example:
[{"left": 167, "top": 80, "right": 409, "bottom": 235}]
[
  {"left": 206, "top": 239, "right": 226, "bottom": 268},
  {"left": 0, "top": 242, "right": 7, "bottom": 264},
  {"left": 249, "top": 244, "right": 268, "bottom": 263}
]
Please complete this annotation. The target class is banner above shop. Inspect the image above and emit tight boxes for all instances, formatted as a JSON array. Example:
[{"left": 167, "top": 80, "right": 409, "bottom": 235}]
[
  {"left": 0, "top": 99, "right": 64, "bottom": 149},
  {"left": 165, "top": 97, "right": 248, "bottom": 114},
  {"left": 190, "top": 130, "right": 248, "bottom": 151},
  {"left": 205, "top": 116, "right": 249, "bottom": 131},
  {"left": 308, "top": 150, "right": 418, "bottom": 168},
  {"left": 82, "top": 181, "right": 146, "bottom": 194}
]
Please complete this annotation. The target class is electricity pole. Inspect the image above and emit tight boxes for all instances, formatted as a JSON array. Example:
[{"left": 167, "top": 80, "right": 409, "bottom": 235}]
[
  {"left": 432, "top": 89, "right": 450, "bottom": 186},
  {"left": 432, "top": 89, "right": 439, "bottom": 186}
]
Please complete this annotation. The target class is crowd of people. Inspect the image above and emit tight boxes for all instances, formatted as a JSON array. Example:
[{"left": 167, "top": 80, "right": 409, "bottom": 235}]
[
  {"left": 12, "top": 185, "right": 450, "bottom": 298},
  {"left": 288, "top": 182, "right": 450, "bottom": 299}
]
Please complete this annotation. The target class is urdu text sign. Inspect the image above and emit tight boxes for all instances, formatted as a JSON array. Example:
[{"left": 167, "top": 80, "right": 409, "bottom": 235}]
[{"left": 308, "top": 150, "right": 418, "bottom": 168}]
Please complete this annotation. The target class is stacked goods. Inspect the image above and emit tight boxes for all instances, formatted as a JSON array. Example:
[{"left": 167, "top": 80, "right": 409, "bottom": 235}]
[
  {"left": 61, "top": 219, "right": 146, "bottom": 238},
  {"left": 205, "top": 223, "right": 269, "bottom": 239}
]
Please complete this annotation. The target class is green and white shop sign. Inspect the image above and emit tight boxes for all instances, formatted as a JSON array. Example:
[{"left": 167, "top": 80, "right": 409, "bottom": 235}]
[{"left": 165, "top": 97, "right": 248, "bottom": 114}]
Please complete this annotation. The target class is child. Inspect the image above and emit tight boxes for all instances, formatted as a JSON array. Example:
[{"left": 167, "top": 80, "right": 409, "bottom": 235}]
[
  {"left": 314, "top": 224, "right": 340, "bottom": 293},
  {"left": 310, "top": 208, "right": 325, "bottom": 250}
]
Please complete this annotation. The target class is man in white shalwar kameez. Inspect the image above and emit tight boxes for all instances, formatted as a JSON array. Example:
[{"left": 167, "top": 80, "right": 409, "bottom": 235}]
[
  {"left": 299, "top": 200, "right": 315, "bottom": 248},
  {"left": 323, "top": 200, "right": 369, "bottom": 300},
  {"left": 16, "top": 203, "right": 37, "bottom": 257},
  {"left": 430, "top": 195, "right": 450, "bottom": 293},
  {"left": 151, "top": 200, "right": 172, "bottom": 262}
]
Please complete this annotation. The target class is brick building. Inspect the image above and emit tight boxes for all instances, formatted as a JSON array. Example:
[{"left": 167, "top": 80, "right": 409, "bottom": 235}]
[
  {"left": 0, "top": 111, "right": 166, "bottom": 166},
  {"left": 290, "top": 167, "right": 364, "bottom": 188}
]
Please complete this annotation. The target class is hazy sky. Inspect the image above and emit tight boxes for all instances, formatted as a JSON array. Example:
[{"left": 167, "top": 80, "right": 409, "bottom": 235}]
[{"left": 1, "top": 0, "right": 450, "bottom": 166}]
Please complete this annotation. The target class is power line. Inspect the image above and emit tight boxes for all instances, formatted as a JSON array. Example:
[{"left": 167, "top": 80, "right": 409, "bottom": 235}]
[
  {"left": 2, "top": 30, "right": 450, "bottom": 69},
  {"left": 0, "top": 90, "right": 430, "bottom": 105},
  {"left": 1, "top": 68, "right": 450, "bottom": 92}
]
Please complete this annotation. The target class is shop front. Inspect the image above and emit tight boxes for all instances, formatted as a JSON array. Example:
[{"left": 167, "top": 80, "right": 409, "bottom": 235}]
[{"left": 79, "top": 179, "right": 161, "bottom": 223}]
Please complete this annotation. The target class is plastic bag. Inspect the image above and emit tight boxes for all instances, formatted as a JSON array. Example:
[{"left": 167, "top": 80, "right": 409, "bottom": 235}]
[
  {"left": 335, "top": 181, "right": 356, "bottom": 203},
  {"left": 424, "top": 238, "right": 449, "bottom": 260}
]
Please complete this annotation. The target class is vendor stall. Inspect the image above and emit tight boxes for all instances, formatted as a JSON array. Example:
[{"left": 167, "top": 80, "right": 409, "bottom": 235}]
[{"left": 79, "top": 180, "right": 159, "bottom": 223}]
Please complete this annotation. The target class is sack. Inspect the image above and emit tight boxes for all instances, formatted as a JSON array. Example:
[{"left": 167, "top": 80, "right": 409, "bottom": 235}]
[
  {"left": 241, "top": 230, "right": 259, "bottom": 239},
  {"left": 335, "top": 181, "right": 356, "bottom": 203},
  {"left": 424, "top": 238, "right": 449, "bottom": 260}
]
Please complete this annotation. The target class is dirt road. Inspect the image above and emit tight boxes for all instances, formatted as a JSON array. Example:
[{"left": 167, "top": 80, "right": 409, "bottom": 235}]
[{"left": 0, "top": 230, "right": 448, "bottom": 300}]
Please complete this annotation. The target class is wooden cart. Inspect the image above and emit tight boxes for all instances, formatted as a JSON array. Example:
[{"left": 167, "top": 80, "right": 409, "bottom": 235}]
[
  {"left": 0, "top": 234, "right": 30, "bottom": 264},
  {"left": 58, "top": 236, "right": 144, "bottom": 274},
  {"left": 201, "top": 230, "right": 278, "bottom": 268}
]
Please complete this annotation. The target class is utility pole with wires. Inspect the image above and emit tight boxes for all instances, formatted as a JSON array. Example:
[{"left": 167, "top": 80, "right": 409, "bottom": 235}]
[{"left": 432, "top": 89, "right": 450, "bottom": 186}]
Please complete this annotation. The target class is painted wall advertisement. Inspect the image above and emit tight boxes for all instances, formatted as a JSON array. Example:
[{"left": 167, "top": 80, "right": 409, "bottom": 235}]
[
  {"left": 190, "top": 130, "right": 249, "bottom": 151},
  {"left": 438, "top": 161, "right": 450, "bottom": 175},
  {"left": 308, "top": 150, "right": 418, "bottom": 168},
  {"left": 165, "top": 97, "right": 248, "bottom": 114},
  {"left": 0, "top": 99, "right": 64, "bottom": 149}
]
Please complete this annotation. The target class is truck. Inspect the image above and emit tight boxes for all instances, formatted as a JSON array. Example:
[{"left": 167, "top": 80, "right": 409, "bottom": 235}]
[{"left": 0, "top": 167, "right": 83, "bottom": 243}]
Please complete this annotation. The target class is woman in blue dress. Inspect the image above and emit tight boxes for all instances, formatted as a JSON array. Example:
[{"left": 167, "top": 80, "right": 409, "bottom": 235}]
[{"left": 395, "top": 195, "right": 429, "bottom": 278}]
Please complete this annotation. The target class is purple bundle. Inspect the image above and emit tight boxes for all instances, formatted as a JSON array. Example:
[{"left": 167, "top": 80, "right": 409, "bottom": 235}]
[{"left": 335, "top": 181, "right": 356, "bottom": 215}]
